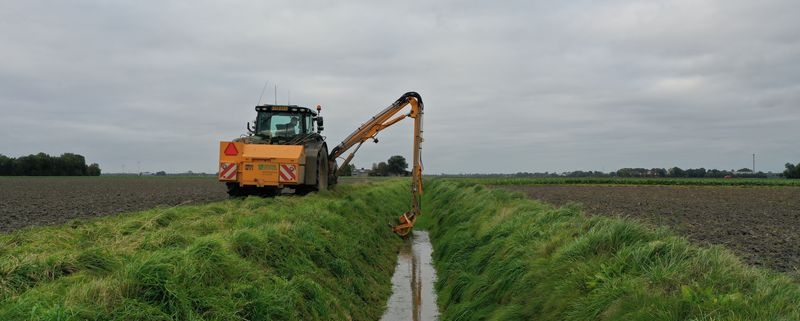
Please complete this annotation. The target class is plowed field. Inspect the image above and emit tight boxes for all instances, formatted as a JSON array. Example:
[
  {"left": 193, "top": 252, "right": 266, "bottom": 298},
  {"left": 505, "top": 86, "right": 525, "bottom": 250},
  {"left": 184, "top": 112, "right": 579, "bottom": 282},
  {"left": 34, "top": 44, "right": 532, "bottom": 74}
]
[
  {"left": 501, "top": 185, "right": 800, "bottom": 272},
  {"left": 1, "top": 177, "right": 227, "bottom": 232}
]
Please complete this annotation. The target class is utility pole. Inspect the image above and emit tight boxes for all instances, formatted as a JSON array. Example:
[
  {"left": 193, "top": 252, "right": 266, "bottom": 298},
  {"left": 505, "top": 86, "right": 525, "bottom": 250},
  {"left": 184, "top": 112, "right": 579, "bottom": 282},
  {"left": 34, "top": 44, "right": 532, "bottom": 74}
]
[{"left": 752, "top": 153, "right": 755, "bottom": 172}]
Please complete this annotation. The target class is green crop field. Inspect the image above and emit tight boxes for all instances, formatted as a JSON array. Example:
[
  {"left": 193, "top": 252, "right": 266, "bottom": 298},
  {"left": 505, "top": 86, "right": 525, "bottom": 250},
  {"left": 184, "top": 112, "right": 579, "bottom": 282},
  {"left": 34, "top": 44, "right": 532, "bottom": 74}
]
[{"left": 0, "top": 181, "right": 409, "bottom": 320}]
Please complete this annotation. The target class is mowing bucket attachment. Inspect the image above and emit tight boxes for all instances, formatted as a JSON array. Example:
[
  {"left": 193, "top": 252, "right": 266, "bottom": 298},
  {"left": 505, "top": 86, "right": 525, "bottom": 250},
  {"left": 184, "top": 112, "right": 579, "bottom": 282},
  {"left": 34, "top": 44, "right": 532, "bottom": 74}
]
[
  {"left": 393, "top": 211, "right": 417, "bottom": 236},
  {"left": 392, "top": 163, "right": 423, "bottom": 236}
]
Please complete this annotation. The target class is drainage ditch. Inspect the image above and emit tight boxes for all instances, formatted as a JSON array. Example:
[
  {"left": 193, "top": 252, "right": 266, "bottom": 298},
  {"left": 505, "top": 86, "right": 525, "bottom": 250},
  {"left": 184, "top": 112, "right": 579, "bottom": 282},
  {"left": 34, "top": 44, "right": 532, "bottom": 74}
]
[{"left": 380, "top": 230, "right": 440, "bottom": 321}]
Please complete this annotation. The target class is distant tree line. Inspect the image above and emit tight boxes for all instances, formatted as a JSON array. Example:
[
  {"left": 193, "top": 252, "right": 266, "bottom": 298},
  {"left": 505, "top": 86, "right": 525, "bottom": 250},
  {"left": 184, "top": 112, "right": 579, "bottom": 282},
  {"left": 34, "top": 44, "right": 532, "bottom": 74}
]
[
  {"left": 614, "top": 167, "right": 767, "bottom": 178},
  {"left": 0, "top": 153, "right": 101, "bottom": 176},
  {"left": 785, "top": 162, "right": 800, "bottom": 179},
  {"left": 353, "top": 158, "right": 800, "bottom": 179},
  {"left": 446, "top": 163, "right": 800, "bottom": 179},
  {"left": 368, "top": 155, "right": 410, "bottom": 176}
]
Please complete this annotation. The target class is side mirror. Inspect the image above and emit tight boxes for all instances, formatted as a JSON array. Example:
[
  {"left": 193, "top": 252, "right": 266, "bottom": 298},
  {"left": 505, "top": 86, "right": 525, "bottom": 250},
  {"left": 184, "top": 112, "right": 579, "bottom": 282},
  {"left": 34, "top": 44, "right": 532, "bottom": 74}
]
[
  {"left": 316, "top": 117, "right": 324, "bottom": 132},
  {"left": 247, "top": 122, "right": 255, "bottom": 134}
]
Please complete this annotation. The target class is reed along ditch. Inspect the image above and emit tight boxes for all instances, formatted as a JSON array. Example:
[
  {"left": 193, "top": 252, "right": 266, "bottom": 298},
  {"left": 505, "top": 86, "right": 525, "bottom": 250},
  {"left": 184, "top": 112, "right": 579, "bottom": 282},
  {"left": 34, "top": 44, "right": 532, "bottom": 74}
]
[
  {"left": 419, "top": 179, "right": 800, "bottom": 321},
  {"left": 0, "top": 181, "right": 411, "bottom": 320}
]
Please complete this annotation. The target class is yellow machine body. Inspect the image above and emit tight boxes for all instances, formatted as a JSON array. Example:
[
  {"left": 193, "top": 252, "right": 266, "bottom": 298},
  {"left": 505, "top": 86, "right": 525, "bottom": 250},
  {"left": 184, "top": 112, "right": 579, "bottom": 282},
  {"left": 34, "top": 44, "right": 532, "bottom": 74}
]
[
  {"left": 218, "top": 92, "right": 425, "bottom": 235},
  {"left": 218, "top": 142, "right": 305, "bottom": 188}
]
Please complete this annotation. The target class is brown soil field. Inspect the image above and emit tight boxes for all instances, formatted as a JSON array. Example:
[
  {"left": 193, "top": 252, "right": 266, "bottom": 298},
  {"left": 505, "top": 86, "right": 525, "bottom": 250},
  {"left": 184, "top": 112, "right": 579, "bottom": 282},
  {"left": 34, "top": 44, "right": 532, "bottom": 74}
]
[
  {"left": 0, "top": 177, "right": 228, "bottom": 232},
  {"left": 500, "top": 185, "right": 800, "bottom": 273}
]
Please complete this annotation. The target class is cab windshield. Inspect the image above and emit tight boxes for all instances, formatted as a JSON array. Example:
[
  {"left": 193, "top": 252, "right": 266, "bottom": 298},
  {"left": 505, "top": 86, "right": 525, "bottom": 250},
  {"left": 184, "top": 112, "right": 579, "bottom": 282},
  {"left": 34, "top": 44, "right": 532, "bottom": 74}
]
[{"left": 255, "top": 112, "right": 311, "bottom": 138}]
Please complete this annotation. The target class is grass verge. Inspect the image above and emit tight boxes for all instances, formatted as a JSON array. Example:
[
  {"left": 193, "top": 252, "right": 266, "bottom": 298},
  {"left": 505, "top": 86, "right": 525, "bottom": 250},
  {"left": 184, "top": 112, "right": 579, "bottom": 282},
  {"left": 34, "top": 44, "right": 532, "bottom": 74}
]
[
  {"left": 417, "top": 180, "right": 800, "bottom": 321},
  {"left": 1, "top": 180, "right": 408, "bottom": 320}
]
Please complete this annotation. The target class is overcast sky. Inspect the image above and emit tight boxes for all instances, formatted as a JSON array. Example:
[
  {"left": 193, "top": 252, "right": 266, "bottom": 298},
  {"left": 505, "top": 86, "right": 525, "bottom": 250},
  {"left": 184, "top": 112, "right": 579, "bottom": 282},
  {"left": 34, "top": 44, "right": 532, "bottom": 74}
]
[{"left": 2, "top": 0, "right": 798, "bottom": 174}]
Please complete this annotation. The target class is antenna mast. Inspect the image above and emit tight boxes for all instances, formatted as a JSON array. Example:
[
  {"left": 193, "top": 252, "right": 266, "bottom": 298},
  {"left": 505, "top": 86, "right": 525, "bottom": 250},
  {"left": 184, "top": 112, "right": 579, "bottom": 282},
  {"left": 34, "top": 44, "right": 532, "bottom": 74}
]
[{"left": 256, "top": 81, "right": 269, "bottom": 105}]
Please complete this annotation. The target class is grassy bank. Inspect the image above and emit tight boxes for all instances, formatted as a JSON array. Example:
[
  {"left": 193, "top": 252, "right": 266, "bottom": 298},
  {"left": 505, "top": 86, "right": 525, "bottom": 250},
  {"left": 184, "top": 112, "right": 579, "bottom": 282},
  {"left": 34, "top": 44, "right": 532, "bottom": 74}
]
[
  {"left": 447, "top": 177, "right": 800, "bottom": 187},
  {"left": 418, "top": 180, "right": 800, "bottom": 321},
  {"left": 0, "top": 181, "right": 407, "bottom": 320}
]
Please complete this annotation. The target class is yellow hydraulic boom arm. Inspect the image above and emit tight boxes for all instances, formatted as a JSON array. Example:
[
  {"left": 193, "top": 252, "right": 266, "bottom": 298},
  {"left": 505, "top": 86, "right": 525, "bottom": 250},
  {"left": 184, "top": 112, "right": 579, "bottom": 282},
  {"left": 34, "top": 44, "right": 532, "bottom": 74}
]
[{"left": 328, "top": 92, "right": 424, "bottom": 236}]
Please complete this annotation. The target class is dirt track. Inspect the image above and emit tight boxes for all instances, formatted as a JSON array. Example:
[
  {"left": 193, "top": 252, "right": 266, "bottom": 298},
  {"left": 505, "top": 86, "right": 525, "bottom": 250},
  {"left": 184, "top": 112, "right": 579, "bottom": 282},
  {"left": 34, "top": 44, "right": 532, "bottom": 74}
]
[
  {"left": 0, "top": 177, "right": 228, "bottom": 232},
  {"left": 501, "top": 185, "right": 800, "bottom": 273}
]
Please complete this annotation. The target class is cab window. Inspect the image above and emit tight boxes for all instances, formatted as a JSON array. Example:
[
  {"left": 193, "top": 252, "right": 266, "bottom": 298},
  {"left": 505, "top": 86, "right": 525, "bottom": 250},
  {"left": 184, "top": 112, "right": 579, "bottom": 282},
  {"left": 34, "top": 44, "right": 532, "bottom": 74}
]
[{"left": 256, "top": 112, "right": 307, "bottom": 137}]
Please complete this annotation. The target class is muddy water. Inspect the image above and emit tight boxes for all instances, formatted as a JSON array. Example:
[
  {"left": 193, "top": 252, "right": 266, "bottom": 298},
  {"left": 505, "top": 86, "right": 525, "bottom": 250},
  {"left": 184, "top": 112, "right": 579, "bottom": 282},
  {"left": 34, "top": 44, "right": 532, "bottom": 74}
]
[{"left": 380, "top": 231, "right": 440, "bottom": 321}]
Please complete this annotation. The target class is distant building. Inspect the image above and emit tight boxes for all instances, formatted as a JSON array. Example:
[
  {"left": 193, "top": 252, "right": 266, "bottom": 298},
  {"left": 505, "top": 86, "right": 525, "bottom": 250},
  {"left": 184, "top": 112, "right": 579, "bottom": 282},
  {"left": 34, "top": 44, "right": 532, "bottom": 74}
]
[{"left": 353, "top": 168, "right": 370, "bottom": 177}]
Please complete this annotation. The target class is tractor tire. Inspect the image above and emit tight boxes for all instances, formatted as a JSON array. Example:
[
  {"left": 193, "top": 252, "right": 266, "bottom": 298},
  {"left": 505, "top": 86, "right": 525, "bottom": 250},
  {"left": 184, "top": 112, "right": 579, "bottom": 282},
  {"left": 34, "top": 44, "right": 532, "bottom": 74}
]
[
  {"left": 294, "top": 150, "right": 329, "bottom": 196},
  {"left": 316, "top": 151, "right": 329, "bottom": 191}
]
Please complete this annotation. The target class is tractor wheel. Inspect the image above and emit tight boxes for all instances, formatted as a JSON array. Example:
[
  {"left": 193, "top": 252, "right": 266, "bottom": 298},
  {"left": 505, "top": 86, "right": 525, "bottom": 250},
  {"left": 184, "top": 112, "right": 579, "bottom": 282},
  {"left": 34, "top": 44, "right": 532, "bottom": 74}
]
[
  {"left": 316, "top": 151, "right": 329, "bottom": 191},
  {"left": 295, "top": 151, "right": 329, "bottom": 195}
]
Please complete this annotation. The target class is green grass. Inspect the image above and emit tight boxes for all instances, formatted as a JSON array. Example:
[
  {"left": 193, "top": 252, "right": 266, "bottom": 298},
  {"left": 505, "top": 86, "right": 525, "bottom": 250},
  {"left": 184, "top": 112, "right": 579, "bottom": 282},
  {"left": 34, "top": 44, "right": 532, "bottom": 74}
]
[
  {"left": 446, "top": 177, "right": 800, "bottom": 187},
  {"left": 417, "top": 180, "right": 800, "bottom": 321},
  {"left": 0, "top": 181, "right": 409, "bottom": 320}
]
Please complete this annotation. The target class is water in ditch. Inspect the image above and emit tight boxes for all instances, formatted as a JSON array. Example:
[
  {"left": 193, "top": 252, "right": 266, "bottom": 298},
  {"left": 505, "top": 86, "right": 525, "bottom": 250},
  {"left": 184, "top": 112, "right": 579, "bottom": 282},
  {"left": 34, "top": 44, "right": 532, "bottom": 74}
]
[{"left": 380, "top": 230, "right": 440, "bottom": 321}]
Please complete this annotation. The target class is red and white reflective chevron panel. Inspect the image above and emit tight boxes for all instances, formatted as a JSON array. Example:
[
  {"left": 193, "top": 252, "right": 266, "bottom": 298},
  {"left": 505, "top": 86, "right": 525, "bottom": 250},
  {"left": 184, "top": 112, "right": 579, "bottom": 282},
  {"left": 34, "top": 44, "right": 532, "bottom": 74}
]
[
  {"left": 279, "top": 164, "right": 297, "bottom": 182},
  {"left": 219, "top": 163, "right": 237, "bottom": 180}
]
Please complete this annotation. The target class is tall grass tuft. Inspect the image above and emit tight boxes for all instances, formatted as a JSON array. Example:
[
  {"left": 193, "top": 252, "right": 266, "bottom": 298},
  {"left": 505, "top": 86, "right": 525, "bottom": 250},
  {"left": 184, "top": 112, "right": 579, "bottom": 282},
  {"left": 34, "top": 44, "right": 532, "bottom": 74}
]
[
  {"left": 0, "top": 180, "right": 410, "bottom": 320},
  {"left": 418, "top": 180, "right": 800, "bottom": 321}
]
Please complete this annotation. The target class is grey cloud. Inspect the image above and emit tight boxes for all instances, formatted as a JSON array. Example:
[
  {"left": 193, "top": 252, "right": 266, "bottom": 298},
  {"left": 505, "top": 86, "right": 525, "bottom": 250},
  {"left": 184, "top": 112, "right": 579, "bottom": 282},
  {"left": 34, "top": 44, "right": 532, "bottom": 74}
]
[{"left": 1, "top": 0, "right": 798, "bottom": 174}]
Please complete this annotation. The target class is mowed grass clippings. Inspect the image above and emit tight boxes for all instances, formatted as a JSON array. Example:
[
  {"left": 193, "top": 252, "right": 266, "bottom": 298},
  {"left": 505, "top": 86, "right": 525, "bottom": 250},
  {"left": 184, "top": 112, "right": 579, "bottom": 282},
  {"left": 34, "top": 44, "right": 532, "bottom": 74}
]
[
  {"left": 417, "top": 180, "right": 800, "bottom": 321},
  {"left": 0, "top": 180, "right": 408, "bottom": 320}
]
